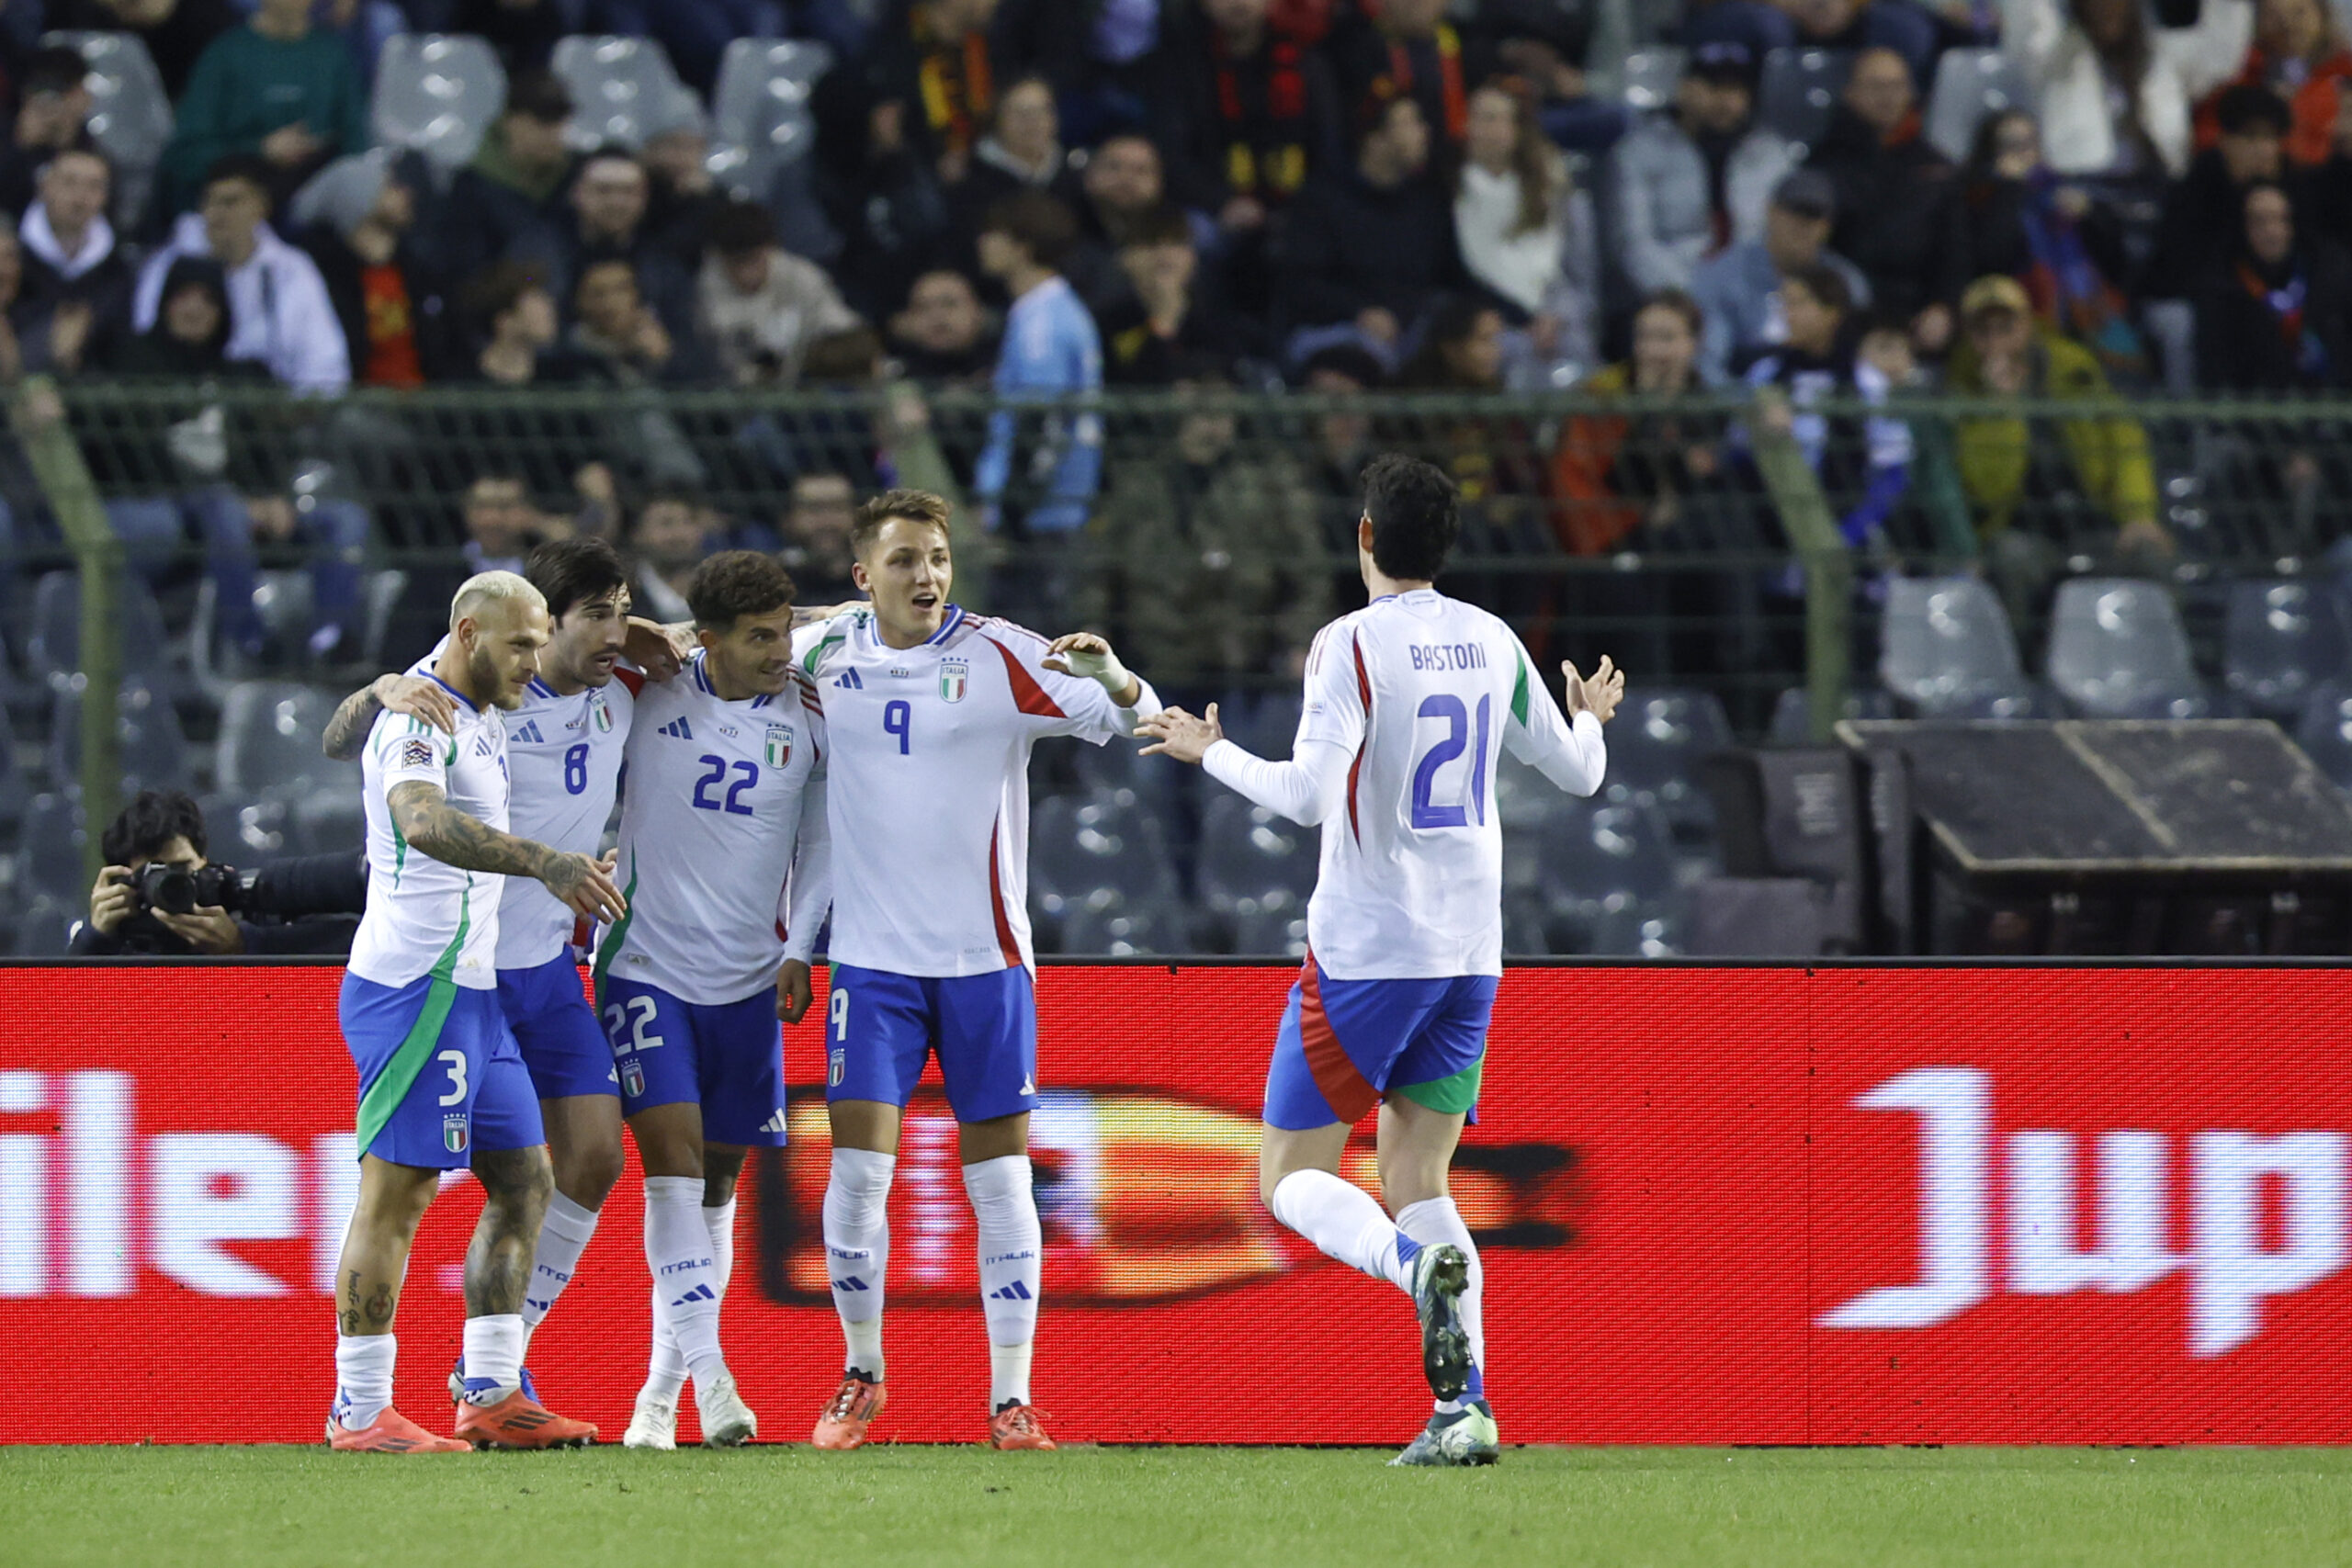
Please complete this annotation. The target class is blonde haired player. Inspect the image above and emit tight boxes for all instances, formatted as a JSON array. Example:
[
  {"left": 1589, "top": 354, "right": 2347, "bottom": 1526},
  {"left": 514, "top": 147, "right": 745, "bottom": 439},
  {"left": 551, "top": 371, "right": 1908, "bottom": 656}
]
[{"left": 1141, "top": 455, "right": 1622, "bottom": 1465}]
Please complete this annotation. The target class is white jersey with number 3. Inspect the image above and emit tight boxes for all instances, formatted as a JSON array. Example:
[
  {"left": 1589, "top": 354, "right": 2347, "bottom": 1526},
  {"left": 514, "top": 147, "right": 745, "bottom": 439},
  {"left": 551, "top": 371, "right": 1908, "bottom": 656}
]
[{"left": 1214, "top": 588, "right": 1606, "bottom": 980}]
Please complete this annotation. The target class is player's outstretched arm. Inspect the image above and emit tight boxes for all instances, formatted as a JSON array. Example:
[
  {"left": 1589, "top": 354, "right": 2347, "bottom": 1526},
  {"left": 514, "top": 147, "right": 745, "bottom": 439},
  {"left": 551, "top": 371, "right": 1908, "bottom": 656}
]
[
  {"left": 1143, "top": 704, "right": 1351, "bottom": 826},
  {"left": 385, "top": 781, "right": 628, "bottom": 921},
  {"left": 1042, "top": 632, "right": 1146, "bottom": 709},
  {"left": 622, "top": 617, "right": 694, "bottom": 682},
  {"left": 322, "top": 674, "right": 458, "bottom": 760},
  {"left": 1562, "top": 655, "right": 1625, "bottom": 724},
  {"left": 1136, "top": 703, "right": 1224, "bottom": 764},
  {"left": 1503, "top": 651, "right": 1619, "bottom": 798}
]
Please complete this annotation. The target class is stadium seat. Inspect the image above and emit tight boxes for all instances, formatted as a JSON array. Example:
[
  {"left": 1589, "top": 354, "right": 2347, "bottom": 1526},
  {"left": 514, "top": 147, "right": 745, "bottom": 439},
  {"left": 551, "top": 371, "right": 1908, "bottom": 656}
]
[
  {"left": 42, "top": 31, "right": 172, "bottom": 227},
  {"left": 1195, "top": 794, "right": 1317, "bottom": 916},
  {"left": 551, "top": 35, "right": 699, "bottom": 151},
  {"left": 12, "top": 895, "right": 74, "bottom": 955},
  {"left": 1536, "top": 798, "right": 1679, "bottom": 953},
  {"left": 1057, "top": 899, "right": 1187, "bottom": 956},
  {"left": 291, "top": 791, "right": 367, "bottom": 857},
  {"left": 1757, "top": 49, "right": 1852, "bottom": 152},
  {"left": 215, "top": 682, "right": 353, "bottom": 798},
  {"left": 1924, "top": 47, "right": 2033, "bottom": 163},
  {"left": 1229, "top": 901, "right": 1309, "bottom": 957},
  {"left": 28, "top": 571, "right": 178, "bottom": 689},
  {"left": 708, "top": 39, "right": 831, "bottom": 201},
  {"left": 17, "top": 791, "right": 86, "bottom": 906},
  {"left": 2047, "top": 579, "right": 2211, "bottom": 718},
  {"left": 1029, "top": 789, "right": 1180, "bottom": 931},
  {"left": 2223, "top": 580, "right": 2347, "bottom": 721},
  {"left": 1879, "top": 576, "right": 2040, "bottom": 717},
  {"left": 1600, "top": 687, "right": 1731, "bottom": 841},
  {"left": 1618, "top": 46, "right": 1686, "bottom": 111},
  {"left": 372, "top": 34, "right": 507, "bottom": 176},
  {"left": 199, "top": 792, "right": 292, "bottom": 863},
  {"left": 1765, "top": 684, "right": 1895, "bottom": 743},
  {"left": 48, "top": 676, "right": 190, "bottom": 794}
]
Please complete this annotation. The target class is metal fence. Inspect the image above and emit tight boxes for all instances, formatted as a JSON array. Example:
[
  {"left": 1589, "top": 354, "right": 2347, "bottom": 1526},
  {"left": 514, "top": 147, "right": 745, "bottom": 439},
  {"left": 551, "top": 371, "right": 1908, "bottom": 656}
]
[{"left": 6, "top": 378, "right": 2348, "bottom": 955}]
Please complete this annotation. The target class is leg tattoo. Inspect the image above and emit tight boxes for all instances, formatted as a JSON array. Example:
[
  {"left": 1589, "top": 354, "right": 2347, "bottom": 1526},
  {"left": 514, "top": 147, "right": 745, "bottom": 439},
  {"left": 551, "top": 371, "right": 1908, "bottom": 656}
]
[{"left": 467, "top": 1146, "right": 555, "bottom": 1316}]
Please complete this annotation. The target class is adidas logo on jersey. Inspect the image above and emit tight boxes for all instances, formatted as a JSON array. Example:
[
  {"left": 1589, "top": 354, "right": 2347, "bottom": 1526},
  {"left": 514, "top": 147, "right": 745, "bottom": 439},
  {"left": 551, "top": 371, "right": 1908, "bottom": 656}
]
[
  {"left": 836, "top": 669, "right": 864, "bottom": 689},
  {"left": 758, "top": 1110, "right": 787, "bottom": 1134},
  {"left": 657, "top": 718, "right": 695, "bottom": 739},
  {"left": 988, "top": 1280, "right": 1034, "bottom": 1302},
  {"left": 514, "top": 720, "right": 546, "bottom": 744},
  {"left": 671, "top": 1283, "right": 718, "bottom": 1306}
]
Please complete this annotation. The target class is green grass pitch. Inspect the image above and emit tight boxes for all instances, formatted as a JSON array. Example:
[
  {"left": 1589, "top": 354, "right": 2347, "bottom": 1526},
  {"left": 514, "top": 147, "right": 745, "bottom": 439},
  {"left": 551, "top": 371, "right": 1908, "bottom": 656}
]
[{"left": 7, "top": 1445, "right": 2350, "bottom": 1567}]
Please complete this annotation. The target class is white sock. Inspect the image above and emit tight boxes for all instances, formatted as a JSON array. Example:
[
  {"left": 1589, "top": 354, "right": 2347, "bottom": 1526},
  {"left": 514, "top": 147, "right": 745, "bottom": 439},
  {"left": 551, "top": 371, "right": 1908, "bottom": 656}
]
[
  {"left": 521, "top": 1192, "right": 599, "bottom": 1336},
  {"left": 706, "top": 1195, "right": 738, "bottom": 1302},
  {"left": 964, "top": 1155, "right": 1041, "bottom": 1410},
  {"left": 641, "top": 1197, "right": 735, "bottom": 1402},
  {"left": 334, "top": 1332, "right": 395, "bottom": 1429},
  {"left": 823, "top": 1147, "right": 896, "bottom": 1378},
  {"left": 644, "top": 1175, "right": 727, "bottom": 1399},
  {"left": 1396, "top": 1195, "right": 1485, "bottom": 1408},
  {"left": 1270, "top": 1169, "right": 1415, "bottom": 1291},
  {"left": 460, "top": 1314, "right": 526, "bottom": 1403}
]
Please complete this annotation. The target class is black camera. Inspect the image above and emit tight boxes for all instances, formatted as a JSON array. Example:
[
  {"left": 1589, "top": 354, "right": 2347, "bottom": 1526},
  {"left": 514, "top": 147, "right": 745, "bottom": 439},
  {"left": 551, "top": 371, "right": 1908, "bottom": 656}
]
[{"left": 132, "top": 862, "right": 248, "bottom": 916}]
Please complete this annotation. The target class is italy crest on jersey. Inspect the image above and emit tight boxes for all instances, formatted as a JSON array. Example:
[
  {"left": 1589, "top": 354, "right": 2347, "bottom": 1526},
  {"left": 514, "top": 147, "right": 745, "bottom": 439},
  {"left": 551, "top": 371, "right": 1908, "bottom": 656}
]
[
  {"left": 590, "top": 689, "right": 613, "bottom": 732},
  {"left": 442, "top": 1113, "right": 469, "bottom": 1155},
  {"left": 764, "top": 724, "right": 793, "bottom": 768},
  {"left": 940, "top": 659, "right": 969, "bottom": 704}
]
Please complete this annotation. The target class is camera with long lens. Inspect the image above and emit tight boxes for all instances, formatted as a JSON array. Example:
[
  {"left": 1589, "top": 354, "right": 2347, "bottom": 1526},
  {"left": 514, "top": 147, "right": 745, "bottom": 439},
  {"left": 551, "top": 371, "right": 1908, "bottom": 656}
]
[{"left": 131, "top": 863, "right": 248, "bottom": 916}]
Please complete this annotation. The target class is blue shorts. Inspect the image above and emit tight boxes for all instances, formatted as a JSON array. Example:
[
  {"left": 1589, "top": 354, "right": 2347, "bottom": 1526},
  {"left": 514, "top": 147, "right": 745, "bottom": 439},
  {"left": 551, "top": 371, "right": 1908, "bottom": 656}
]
[
  {"left": 499, "top": 953, "right": 617, "bottom": 1102},
  {"left": 1261, "top": 954, "right": 1497, "bottom": 1131},
  {"left": 602, "top": 976, "right": 786, "bottom": 1147},
  {"left": 826, "top": 963, "right": 1040, "bottom": 1123},
  {"left": 342, "top": 970, "right": 543, "bottom": 1168}
]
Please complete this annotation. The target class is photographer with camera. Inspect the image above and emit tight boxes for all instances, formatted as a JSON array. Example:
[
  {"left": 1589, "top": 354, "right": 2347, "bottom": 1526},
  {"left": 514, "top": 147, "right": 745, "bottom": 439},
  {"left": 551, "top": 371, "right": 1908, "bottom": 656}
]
[{"left": 72, "top": 788, "right": 368, "bottom": 957}]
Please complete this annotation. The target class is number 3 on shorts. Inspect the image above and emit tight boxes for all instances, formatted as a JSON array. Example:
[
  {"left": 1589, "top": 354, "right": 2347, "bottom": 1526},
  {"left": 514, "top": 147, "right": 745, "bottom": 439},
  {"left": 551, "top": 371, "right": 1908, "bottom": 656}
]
[{"left": 436, "top": 1048, "right": 468, "bottom": 1106}]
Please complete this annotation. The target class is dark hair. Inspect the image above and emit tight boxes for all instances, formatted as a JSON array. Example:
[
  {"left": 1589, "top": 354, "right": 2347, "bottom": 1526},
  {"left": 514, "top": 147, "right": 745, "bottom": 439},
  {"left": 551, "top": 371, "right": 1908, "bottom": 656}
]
[
  {"left": 503, "top": 67, "right": 574, "bottom": 123},
  {"left": 980, "top": 190, "right": 1080, "bottom": 269},
  {"left": 2216, "top": 83, "right": 2291, "bottom": 138},
  {"left": 1634, "top": 287, "right": 1704, "bottom": 339},
  {"left": 852, "top": 488, "right": 952, "bottom": 555},
  {"left": 707, "top": 197, "right": 777, "bottom": 256},
  {"left": 1397, "top": 294, "right": 1503, "bottom": 390},
  {"left": 528, "top": 536, "right": 629, "bottom": 620},
  {"left": 102, "top": 789, "right": 207, "bottom": 868},
  {"left": 22, "top": 45, "right": 88, "bottom": 98},
  {"left": 1964, "top": 107, "right": 2037, "bottom": 183},
  {"left": 460, "top": 260, "right": 547, "bottom": 330},
  {"left": 203, "top": 153, "right": 275, "bottom": 205},
  {"left": 1122, "top": 203, "right": 1193, "bottom": 250},
  {"left": 687, "top": 550, "right": 797, "bottom": 630},
  {"left": 1360, "top": 454, "right": 1459, "bottom": 581},
  {"left": 573, "top": 256, "right": 639, "bottom": 304},
  {"left": 43, "top": 143, "right": 110, "bottom": 180},
  {"left": 1781, "top": 260, "right": 1853, "bottom": 317},
  {"left": 1300, "top": 342, "right": 1386, "bottom": 388}
]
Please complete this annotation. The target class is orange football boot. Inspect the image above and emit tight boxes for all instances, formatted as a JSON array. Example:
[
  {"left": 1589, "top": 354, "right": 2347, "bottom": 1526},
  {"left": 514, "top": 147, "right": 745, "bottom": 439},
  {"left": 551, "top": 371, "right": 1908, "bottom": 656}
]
[
  {"left": 326, "top": 1407, "right": 469, "bottom": 1453},
  {"left": 452, "top": 1390, "right": 599, "bottom": 1450},
  {"left": 987, "top": 1404, "right": 1057, "bottom": 1450},
  {"left": 812, "top": 1372, "right": 887, "bottom": 1450}
]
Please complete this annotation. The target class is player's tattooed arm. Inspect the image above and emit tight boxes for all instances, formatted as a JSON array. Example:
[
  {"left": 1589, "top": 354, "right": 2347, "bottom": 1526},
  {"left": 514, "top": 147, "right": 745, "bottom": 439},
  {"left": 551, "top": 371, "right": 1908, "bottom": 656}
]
[
  {"left": 322, "top": 675, "right": 459, "bottom": 760},
  {"left": 386, "top": 782, "right": 628, "bottom": 920}
]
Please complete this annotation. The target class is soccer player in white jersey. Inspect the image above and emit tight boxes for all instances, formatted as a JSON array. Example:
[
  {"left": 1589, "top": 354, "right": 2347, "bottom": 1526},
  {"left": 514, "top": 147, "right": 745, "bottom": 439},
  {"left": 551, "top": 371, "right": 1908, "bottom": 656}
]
[
  {"left": 324, "top": 539, "right": 673, "bottom": 1412},
  {"left": 1139, "top": 456, "right": 1623, "bottom": 1466},
  {"left": 597, "top": 551, "right": 832, "bottom": 1450},
  {"left": 326, "top": 572, "right": 628, "bottom": 1452},
  {"left": 794, "top": 488, "right": 1159, "bottom": 1451}
]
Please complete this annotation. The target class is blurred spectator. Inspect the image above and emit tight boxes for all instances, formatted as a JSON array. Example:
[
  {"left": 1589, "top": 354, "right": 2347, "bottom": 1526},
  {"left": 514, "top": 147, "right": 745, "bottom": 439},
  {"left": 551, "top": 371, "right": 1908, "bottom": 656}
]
[
  {"left": 536, "top": 151, "right": 697, "bottom": 344},
  {"left": 290, "top": 152, "right": 437, "bottom": 389},
  {"left": 1946, "top": 274, "right": 2167, "bottom": 584},
  {"left": 778, "top": 470, "right": 863, "bottom": 605},
  {"left": 1454, "top": 79, "right": 1600, "bottom": 377},
  {"left": 451, "top": 0, "right": 568, "bottom": 73},
  {"left": 18, "top": 148, "right": 132, "bottom": 378},
  {"left": 1097, "top": 205, "right": 1247, "bottom": 383},
  {"left": 380, "top": 471, "right": 558, "bottom": 659},
  {"left": 698, "top": 198, "right": 862, "bottom": 389},
  {"left": 974, "top": 190, "right": 1102, "bottom": 535},
  {"left": 1691, "top": 168, "right": 1871, "bottom": 381},
  {"left": 1738, "top": 262, "right": 1913, "bottom": 549},
  {"left": 1947, "top": 109, "right": 2146, "bottom": 380},
  {"left": 1808, "top": 47, "right": 1960, "bottom": 344},
  {"left": 159, "top": 0, "right": 369, "bottom": 213},
  {"left": 954, "top": 75, "right": 1071, "bottom": 222},
  {"left": 1327, "top": 0, "right": 1469, "bottom": 161},
  {"left": 2197, "top": 0, "right": 2352, "bottom": 165},
  {"left": 1058, "top": 131, "right": 1177, "bottom": 313},
  {"left": 2002, "top": 0, "right": 2255, "bottom": 178},
  {"left": 811, "top": 95, "right": 956, "bottom": 321},
  {"left": 595, "top": 0, "right": 783, "bottom": 96},
  {"left": 888, "top": 266, "right": 999, "bottom": 381},
  {"left": 1299, "top": 340, "right": 1381, "bottom": 556},
  {"left": 1782, "top": 0, "right": 1940, "bottom": 86},
  {"left": 1553, "top": 289, "right": 1725, "bottom": 556},
  {"left": 1152, "top": 0, "right": 1335, "bottom": 227},
  {"left": 2149, "top": 85, "right": 2297, "bottom": 298},
  {"left": 102, "top": 253, "right": 250, "bottom": 376},
  {"left": 459, "top": 260, "right": 577, "bottom": 385},
  {"left": 1395, "top": 294, "right": 1549, "bottom": 554},
  {"left": 49, "top": 0, "right": 237, "bottom": 101},
  {"left": 1275, "top": 92, "right": 1465, "bottom": 360},
  {"left": 1606, "top": 40, "right": 1798, "bottom": 297},
  {"left": 0, "top": 46, "right": 96, "bottom": 221},
  {"left": 132, "top": 155, "right": 349, "bottom": 392},
  {"left": 569, "top": 258, "right": 711, "bottom": 386},
  {"left": 641, "top": 117, "right": 725, "bottom": 269},
  {"left": 1474, "top": 0, "right": 1625, "bottom": 154},
  {"left": 72, "top": 789, "right": 364, "bottom": 958},
  {"left": 841, "top": 0, "right": 1012, "bottom": 183},
  {"left": 433, "top": 69, "right": 576, "bottom": 293},
  {"left": 626, "top": 486, "right": 718, "bottom": 622},
  {"left": 1079, "top": 376, "right": 1329, "bottom": 689},
  {"left": 2195, "top": 180, "right": 2352, "bottom": 389}
]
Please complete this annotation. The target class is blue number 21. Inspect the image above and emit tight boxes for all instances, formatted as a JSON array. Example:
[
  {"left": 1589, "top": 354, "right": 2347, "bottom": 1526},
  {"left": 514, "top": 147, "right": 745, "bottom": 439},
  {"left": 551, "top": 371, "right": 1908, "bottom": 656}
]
[
  {"left": 1409, "top": 694, "right": 1490, "bottom": 829},
  {"left": 691, "top": 755, "right": 759, "bottom": 815}
]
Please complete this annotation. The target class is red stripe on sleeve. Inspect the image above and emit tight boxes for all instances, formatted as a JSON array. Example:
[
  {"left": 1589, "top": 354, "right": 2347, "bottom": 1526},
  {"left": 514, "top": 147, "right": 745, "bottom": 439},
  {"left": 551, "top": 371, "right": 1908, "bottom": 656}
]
[
  {"left": 614, "top": 666, "right": 645, "bottom": 696},
  {"left": 987, "top": 813, "right": 1023, "bottom": 966},
  {"left": 1345, "top": 636, "right": 1371, "bottom": 844},
  {"left": 983, "top": 634, "right": 1067, "bottom": 718}
]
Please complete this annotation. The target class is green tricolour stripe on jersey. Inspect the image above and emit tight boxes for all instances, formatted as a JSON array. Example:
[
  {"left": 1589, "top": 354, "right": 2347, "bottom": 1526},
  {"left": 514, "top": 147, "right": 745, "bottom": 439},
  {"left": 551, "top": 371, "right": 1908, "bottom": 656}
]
[
  {"left": 1392, "top": 1053, "right": 1484, "bottom": 1116},
  {"left": 353, "top": 887, "right": 471, "bottom": 1155},
  {"left": 590, "top": 852, "right": 641, "bottom": 1005},
  {"left": 801, "top": 618, "right": 854, "bottom": 677},
  {"left": 1510, "top": 655, "right": 1530, "bottom": 728}
]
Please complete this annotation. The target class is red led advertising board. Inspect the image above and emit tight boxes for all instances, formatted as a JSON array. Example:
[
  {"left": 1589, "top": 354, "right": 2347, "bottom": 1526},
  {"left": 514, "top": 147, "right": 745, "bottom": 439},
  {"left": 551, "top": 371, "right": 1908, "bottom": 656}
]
[{"left": 0, "top": 963, "right": 2346, "bottom": 1444}]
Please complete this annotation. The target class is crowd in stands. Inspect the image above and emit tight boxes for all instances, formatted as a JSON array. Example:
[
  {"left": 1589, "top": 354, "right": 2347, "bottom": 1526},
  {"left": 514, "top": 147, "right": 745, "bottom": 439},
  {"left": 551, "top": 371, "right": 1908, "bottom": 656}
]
[{"left": 0, "top": 0, "right": 2343, "bottom": 685}]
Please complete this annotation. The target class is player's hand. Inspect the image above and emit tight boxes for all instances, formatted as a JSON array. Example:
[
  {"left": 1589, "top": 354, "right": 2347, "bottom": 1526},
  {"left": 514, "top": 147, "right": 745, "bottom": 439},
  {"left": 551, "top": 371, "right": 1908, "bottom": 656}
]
[
  {"left": 1044, "top": 633, "right": 1141, "bottom": 703},
  {"left": 793, "top": 602, "right": 858, "bottom": 626},
  {"left": 1136, "top": 703, "right": 1224, "bottom": 765},
  {"left": 775, "top": 959, "right": 813, "bottom": 1024},
  {"left": 1562, "top": 655, "right": 1624, "bottom": 724},
  {"left": 371, "top": 673, "right": 457, "bottom": 734},
  {"left": 154, "top": 904, "right": 244, "bottom": 955},
  {"left": 623, "top": 617, "right": 691, "bottom": 682},
  {"left": 542, "top": 848, "right": 627, "bottom": 922},
  {"left": 88, "top": 865, "right": 136, "bottom": 935}
]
